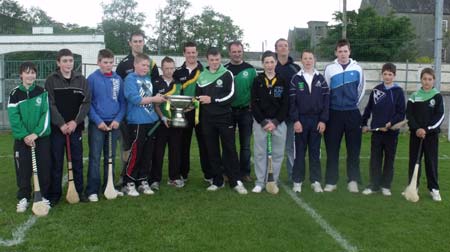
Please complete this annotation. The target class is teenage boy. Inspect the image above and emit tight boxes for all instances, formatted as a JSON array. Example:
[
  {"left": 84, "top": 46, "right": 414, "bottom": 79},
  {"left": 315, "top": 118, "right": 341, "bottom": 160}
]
[
  {"left": 122, "top": 53, "right": 166, "bottom": 196},
  {"left": 173, "top": 42, "right": 211, "bottom": 182},
  {"left": 116, "top": 31, "right": 159, "bottom": 174},
  {"left": 289, "top": 50, "right": 329, "bottom": 193},
  {"left": 85, "top": 49, "right": 126, "bottom": 202},
  {"left": 151, "top": 56, "right": 184, "bottom": 188},
  {"left": 225, "top": 41, "right": 257, "bottom": 182},
  {"left": 196, "top": 47, "right": 247, "bottom": 194},
  {"left": 361, "top": 63, "right": 405, "bottom": 196},
  {"left": 323, "top": 39, "right": 365, "bottom": 193},
  {"left": 8, "top": 62, "right": 51, "bottom": 212},
  {"left": 46, "top": 48, "right": 91, "bottom": 205},
  {"left": 274, "top": 38, "right": 301, "bottom": 181}
]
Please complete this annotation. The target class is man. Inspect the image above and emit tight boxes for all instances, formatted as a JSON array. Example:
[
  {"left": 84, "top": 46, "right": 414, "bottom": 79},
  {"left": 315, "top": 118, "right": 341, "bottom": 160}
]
[
  {"left": 116, "top": 32, "right": 159, "bottom": 186},
  {"left": 323, "top": 39, "right": 365, "bottom": 193},
  {"left": 274, "top": 38, "right": 301, "bottom": 181},
  {"left": 173, "top": 42, "right": 211, "bottom": 182},
  {"left": 224, "top": 41, "right": 257, "bottom": 182},
  {"left": 196, "top": 47, "right": 247, "bottom": 194}
]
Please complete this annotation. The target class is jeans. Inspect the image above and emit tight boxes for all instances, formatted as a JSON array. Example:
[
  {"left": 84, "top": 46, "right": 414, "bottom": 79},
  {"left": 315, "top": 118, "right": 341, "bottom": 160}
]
[{"left": 85, "top": 122, "right": 120, "bottom": 195}]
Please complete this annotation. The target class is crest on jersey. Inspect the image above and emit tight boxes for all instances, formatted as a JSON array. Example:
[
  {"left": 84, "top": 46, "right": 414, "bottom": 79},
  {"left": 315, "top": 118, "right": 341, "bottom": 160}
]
[
  {"left": 373, "top": 89, "right": 386, "bottom": 104},
  {"left": 216, "top": 79, "right": 223, "bottom": 87}
]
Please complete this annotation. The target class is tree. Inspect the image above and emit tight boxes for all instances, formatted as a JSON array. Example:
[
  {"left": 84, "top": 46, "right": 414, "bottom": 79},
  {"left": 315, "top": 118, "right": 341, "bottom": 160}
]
[
  {"left": 317, "top": 7, "right": 417, "bottom": 61},
  {"left": 0, "top": 0, "right": 26, "bottom": 19},
  {"left": 100, "top": 0, "right": 146, "bottom": 54},
  {"left": 149, "top": 0, "right": 191, "bottom": 54},
  {"left": 186, "top": 6, "right": 244, "bottom": 54}
]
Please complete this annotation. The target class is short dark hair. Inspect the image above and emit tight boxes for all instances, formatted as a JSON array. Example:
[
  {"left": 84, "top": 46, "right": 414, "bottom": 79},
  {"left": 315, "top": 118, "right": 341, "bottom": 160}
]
[
  {"left": 274, "top": 38, "right": 288, "bottom": 50},
  {"left": 19, "top": 61, "right": 37, "bottom": 76},
  {"left": 420, "top": 67, "right": 435, "bottom": 79},
  {"left": 97, "top": 49, "right": 114, "bottom": 61},
  {"left": 56, "top": 48, "right": 73, "bottom": 61},
  {"left": 134, "top": 53, "right": 150, "bottom": 64},
  {"left": 129, "top": 31, "right": 144, "bottom": 41},
  {"left": 183, "top": 41, "right": 197, "bottom": 52},
  {"left": 261, "top": 50, "right": 277, "bottom": 63},
  {"left": 301, "top": 49, "right": 314, "bottom": 59},
  {"left": 228, "top": 41, "right": 243, "bottom": 51},
  {"left": 161, "top": 56, "right": 175, "bottom": 67},
  {"left": 381, "top": 63, "right": 396, "bottom": 75},
  {"left": 335, "top": 39, "right": 351, "bottom": 50},
  {"left": 206, "top": 47, "right": 221, "bottom": 58}
]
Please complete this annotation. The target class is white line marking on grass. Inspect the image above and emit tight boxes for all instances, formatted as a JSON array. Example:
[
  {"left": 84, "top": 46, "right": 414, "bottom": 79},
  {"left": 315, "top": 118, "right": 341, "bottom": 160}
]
[
  {"left": 0, "top": 174, "right": 68, "bottom": 247},
  {"left": 0, "top": 216, "right": 37, "bottom": 247},
  {"left": 281, "top": 183, "right": 358, "bottom": 252}
]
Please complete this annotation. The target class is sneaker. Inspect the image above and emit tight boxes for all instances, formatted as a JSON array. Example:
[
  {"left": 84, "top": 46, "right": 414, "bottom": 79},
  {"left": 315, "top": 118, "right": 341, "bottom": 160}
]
[
  {"left": 167, "top": 179, "right": 185, "bottom": 188},
  {"left": 42, "top": 197, "right": 51, "bottom": 209},
  {"left": 16, "top": 198, "right": 29, "bottom": 213},
  {"left": 292, "top": 182, "right": 302, "bottom": 193},
  {"left": 116, "top": 190, "right": 124, "bottom": 197},
  {"left": 347, "top": 181, "right": 359, "bottom": 193},
  {"left": 310, "top": 182, "right": 323, "bottom": 193},
  {"left": 206, "top": 184, "right": 224, "bottom": 191},
  {"left": 203, "top": 177, "right": 213, "bottom": 185},
  {"left": 252, "top": 185, "right": 263, "bottom": 193},
  {"left": 150, "top": 182, "right": 160, "bottom": 191},
  {"left": 233, "top": 181, "right": 248, "bottom": 195},
  {"left": 124, "top": 182, "right": 139, "bottom": 197},
  {"left": 381, "top": 188, "right": 392, "bottom": 196},
  {"left": 88, "top": 194, "right": 99, "bottom": 202},
  {"left": 181, "top": 176, "right": 188, "bottom": 183},
  {"left": 138, "top": 181, "right": 155, "bottom": 195},
  {"left": 324, "top": 184, "right": 337, "bottom": 192},
  {"left": 430, "top": 189, "right": 442, "bottom": 202},
  {"left": 362, "top": 188, "right": 375, "bottom": 195}
]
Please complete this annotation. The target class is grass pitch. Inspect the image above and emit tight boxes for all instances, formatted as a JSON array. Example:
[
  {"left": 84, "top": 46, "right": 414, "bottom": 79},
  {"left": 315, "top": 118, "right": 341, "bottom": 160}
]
[{"left": 0, "top": 132, "right": 449, "bottom": 252}]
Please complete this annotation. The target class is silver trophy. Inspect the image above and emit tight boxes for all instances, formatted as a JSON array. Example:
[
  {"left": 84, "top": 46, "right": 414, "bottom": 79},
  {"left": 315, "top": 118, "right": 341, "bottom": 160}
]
[{"left": 167, "top": 95, "right": 195, "bottom": 128}]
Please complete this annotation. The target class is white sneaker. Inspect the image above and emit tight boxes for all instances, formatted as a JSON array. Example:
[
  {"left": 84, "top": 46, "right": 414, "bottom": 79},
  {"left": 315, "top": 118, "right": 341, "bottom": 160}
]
[
  {"left": 381, "top": 188, "right": 392, "bottom": 196},
  {"left": 233, "top": 181, "right": 248, "bottom": 195},
  {"left": 430, "top": 189, "right": 442, "bottom": 202},
  {"left": 206, "top": 184, "right": 224, "bottom": 191},
  {"left": 88, "top": 194, "right": 99, "bottom": 202},
  {"left": 362, "top": 188, "right": 375, "bottom": 195},
  {"left": 324, "top": 184, "right": 337, "bottom": 192},
  {"left": 311, "top": 181, "right": 323, "bottom": 193},
  {"left": 124, "top": 182, "right": 140, "bottom": 197},
  {"left": 16, "top": 198, "right": 29, "bottom": 213},
  {"left": 347, "top": 181, "right": 359, "bottom": 193},
  {"left": 116, "top": 190, "right": 124, "bottom": 197},
  {"left": 150, "top": 182, "right": 160, "bottom": 191},
  {"left": 138, "top": 181, "right": 155, "bottom": 195},
  {"left": 167, "top": 179, "right": 185, "bottom": 188},
  {"left": 42, "top": 197, "right": 51, "bottom": 210},
  {"left": 203, "top": 177, "right": 213, "bottom": 185},
  {"left": 292, "top": 182, "right": 302, "bottom": 193},
  {"left": 252, "top": 185, "right": 263, "bottom": 193}
]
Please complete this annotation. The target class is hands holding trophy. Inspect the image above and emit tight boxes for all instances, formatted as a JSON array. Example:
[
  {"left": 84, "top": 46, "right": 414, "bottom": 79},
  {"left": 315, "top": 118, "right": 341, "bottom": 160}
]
[{"left": 165, "top": 95, "right": 198, "bottom": 128}]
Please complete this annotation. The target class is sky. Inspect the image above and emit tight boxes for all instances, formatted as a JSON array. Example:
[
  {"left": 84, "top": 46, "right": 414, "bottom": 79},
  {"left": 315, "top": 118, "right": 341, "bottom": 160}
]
[{"left": 16, "top": 0, "right": 362, "bottom": 51}]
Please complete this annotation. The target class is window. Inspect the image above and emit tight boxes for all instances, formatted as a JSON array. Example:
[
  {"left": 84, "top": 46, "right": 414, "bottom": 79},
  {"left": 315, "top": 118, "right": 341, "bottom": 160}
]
[{"left": 442, "top": 20, "right": 448, "bottom": 33}]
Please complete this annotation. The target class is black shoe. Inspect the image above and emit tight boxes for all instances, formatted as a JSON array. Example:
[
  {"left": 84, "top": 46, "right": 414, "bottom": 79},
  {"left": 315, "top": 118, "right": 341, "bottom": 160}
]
[{"left": 79, "top": 195, "right": 89, "bottom": 203}]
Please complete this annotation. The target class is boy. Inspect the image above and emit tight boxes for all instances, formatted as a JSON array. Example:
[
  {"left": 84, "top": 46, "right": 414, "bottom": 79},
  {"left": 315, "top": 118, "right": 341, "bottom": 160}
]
[
  {"left": 289, "top": 50, "right": 329, "bottom": 193},
  {"left": 361, "top": 63, "right": 405, "bottom": 196},
  {"left": 122, "top": 53, "right": 166, "bottom": 196},
  {"left": 196, "top": 47, "right": 247, "bottom": 194},
  {"left": 46, "top": 49, "right": 91, "bottom": 205},
  {"left": 406, "top": 68, "right": 444, "bottom": 201},
  {"left": 8, "top": 62, "right": 51, "bottom": 212},
  {"left": 151, "top": 56, "right": 184, "bottom": 189},
  {"left": 323, "top": 39, "right": 365, "bottom": 193},
  {"left": 85, "top": 49, "right": 126, "bottom": 202}
]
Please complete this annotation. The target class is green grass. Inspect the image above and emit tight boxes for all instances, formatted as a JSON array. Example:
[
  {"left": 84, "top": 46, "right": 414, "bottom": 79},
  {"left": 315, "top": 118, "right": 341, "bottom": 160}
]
[{"left": 0, "top": 132, "right": 449, "bottom": 252}]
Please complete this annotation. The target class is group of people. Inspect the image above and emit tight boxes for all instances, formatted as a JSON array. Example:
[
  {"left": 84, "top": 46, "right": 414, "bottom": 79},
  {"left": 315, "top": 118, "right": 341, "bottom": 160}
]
[{"left": 8, "top": 32, "right": 445, "bottom": 214}]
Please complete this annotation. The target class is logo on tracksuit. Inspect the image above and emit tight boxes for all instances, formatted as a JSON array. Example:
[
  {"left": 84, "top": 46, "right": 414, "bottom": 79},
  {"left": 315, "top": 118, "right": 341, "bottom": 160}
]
[
  {"left": 297, "top": 82, "right": 304, "bottom": 91},
  {"left": 373, "top": 89, "right": 386, "bottom": 104}
]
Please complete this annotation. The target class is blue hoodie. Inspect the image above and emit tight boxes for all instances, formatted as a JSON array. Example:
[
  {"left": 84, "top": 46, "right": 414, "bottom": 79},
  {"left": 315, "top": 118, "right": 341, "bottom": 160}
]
[
  {"left": 124, "top": 72, "right": 159, "bottom": 124},
  {"left": 361, "top": 82, "right": 405, "bottom": 132},
  {"left": 87, "top": 69, "right": 126, "bottom": 125}
]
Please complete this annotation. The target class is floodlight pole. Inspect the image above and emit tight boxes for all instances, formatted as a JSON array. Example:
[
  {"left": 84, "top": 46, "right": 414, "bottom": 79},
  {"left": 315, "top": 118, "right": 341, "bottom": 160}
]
[
  {"left": 434, "top": 0, "right": 443, "bottom": 91},
  {"left": 342, "top": 0, "right": 347, "bottom": 39}
]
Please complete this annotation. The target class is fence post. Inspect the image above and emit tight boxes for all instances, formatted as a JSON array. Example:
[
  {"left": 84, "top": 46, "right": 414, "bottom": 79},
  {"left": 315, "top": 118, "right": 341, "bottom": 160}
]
[
  {"left": 405, "top": 60, "right": 409, "bottom": 92},
  {"left": 0, "top": 54, "right": 5, "bottom": 129}
]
